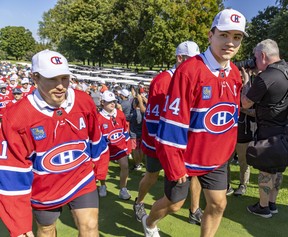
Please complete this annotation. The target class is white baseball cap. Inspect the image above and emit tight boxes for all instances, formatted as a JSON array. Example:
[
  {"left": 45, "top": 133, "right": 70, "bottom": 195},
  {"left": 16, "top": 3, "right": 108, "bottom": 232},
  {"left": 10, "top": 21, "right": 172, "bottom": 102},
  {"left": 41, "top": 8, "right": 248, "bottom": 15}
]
[
  {"left": 101, "top": 90, "right": 117, "bottom": 102},
  {"left": 32, "top": 49, "right": 72, "bottom": 78},
  {"left": 21, "top": 78, "right": 30, "bottom": 84},
  {"left": 176, "top": 41, "right": 200, "bottom": 57},
  {"left": 120, "top": 89, "right": 130, "bottom": 97},
  {"left": 211, "top": 9, "right": 248, "bottom": 37},
  {"left": 10, "top": 74, "right": 18, "bottom": 81}
]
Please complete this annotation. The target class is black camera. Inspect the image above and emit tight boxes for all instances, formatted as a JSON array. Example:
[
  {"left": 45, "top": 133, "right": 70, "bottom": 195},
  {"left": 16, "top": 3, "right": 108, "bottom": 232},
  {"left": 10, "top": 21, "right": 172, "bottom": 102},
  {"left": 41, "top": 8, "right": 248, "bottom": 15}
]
[{"left": 234, "top": 58, "right": 256, "bottom": 70}]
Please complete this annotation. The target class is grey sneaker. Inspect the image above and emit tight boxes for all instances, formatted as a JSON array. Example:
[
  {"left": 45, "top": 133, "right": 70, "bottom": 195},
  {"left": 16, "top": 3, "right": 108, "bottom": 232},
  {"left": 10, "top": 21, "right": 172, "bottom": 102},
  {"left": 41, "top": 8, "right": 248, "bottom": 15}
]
[
  {"left": 131, "top": 164, "right": 143, "bottom": 171},
  {"left": 133, "top": 198, "right": 147, "bottom": 222},
  {"left": 234, "top": 184, "right": 246, "bottom": 196},
  {"left": 226, "top": 185, "right": 234, "bottom": 196},
  {"left": 247, "top": 202, "right": 272, "bottom": 218},
  {"left": 119, "top": 187, "right": 131, "bottom": 200},
  {"left": 188, "top": 208, "right": 203, "bottom": 225},
  {"left": 142, "top": 215, "right": 160, "bottom": 237},
  {"left": 98, "top": 185, "right": 107, "bottom": 197},
  {"left": 269, "top": 202, "right": 278, "bottom": 214}
]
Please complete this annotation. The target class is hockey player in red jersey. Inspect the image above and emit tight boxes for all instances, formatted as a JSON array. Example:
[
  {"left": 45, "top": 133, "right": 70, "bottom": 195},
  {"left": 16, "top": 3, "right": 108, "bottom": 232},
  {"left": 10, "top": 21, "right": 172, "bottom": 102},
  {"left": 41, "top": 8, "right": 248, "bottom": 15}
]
[
  {"left": 97, "top": 90, "right": 132, "bottom": 200},
  {"left": 134, "top": 41, "right": 203, "bottom": 225},
  {"left": 0, "top": 81, "right": 13, "bottom": 121},
  {"left": 0, "top": 49, "right": 109, "bottom": 237},
  {"left": 20, "top": 78, "right": 36, "bottom": 97},
  {"left": 142, "top": 9, "right": 248, "bottom": 237}
]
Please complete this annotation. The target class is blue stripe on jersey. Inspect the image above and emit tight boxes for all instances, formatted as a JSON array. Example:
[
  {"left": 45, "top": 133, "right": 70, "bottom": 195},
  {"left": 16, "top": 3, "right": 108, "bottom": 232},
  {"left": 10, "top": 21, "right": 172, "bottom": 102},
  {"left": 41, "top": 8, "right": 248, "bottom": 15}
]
[
  {"left": 145, "top": 119, "right": 159, "bottom": 136},
  {"left": 185, "top": 163, "right": 218, "bottom": 171},
  {"left": 157, "top": 119, "right": 188, "bottom": 146},
  {"left": 91, "top": 136, "right": 108, "bottom": 160},
  {"left": 142, "top": 139, "right": 156, "bottom": 151},
  {"left": 190, "top": 110, "right": 206, "bottom": 130},
  {"left": 31, "top": 172, "right": 94, "bottom": 207},
  {"left": 123, "top": 131, "right": 130, "bottom": 140},
  {"left": 110, "top": 148, "right": 128, "bottom": 159},
  {"left": 0, "top": 168, "right": 33, "bottom": 192}
]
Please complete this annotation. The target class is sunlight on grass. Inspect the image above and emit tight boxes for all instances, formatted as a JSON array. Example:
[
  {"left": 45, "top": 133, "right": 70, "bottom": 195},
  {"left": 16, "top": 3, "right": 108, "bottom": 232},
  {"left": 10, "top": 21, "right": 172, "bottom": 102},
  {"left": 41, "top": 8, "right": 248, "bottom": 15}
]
[{"left": 1, "top": 161, "right": 288, "bottom": 236}]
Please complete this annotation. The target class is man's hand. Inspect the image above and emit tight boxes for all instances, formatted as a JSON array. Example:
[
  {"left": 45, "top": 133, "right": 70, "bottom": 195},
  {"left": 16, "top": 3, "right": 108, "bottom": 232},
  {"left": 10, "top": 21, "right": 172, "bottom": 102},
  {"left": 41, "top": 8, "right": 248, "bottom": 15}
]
[
  {"left": 17, "top": 231, "right": 34, "bottom": 237},
  {"left": 177, "top": 174, "right": 188, "bottom": 184},
  {"left": 240, "top": 67, "right": 250, "bottom": 84}
]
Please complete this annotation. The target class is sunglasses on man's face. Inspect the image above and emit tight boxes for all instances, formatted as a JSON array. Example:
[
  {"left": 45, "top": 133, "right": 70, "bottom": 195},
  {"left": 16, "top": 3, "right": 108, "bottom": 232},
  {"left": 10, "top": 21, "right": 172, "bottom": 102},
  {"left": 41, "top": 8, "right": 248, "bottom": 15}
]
[{"left": 105, "top": 101, "right": 116, "bottom": 104}]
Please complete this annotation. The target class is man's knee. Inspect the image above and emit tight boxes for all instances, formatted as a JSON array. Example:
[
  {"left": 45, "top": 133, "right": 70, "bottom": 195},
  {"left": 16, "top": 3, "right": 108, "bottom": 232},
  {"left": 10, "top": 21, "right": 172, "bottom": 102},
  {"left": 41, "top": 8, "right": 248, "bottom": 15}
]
[
  {"left": 79, "top": 218, "right": 98, "bottom": 233},
  {"left": 146, "top": 171, "right": 160, "bottom": 181},
  {"left": 36, "top": 222, "right": 57, "bottom": 237},
  {"left": 168, "top": 200, "right": 185, "bottom": 213},
  {"left": 207, "top": 197, "right": 227, "bottom": 214}
]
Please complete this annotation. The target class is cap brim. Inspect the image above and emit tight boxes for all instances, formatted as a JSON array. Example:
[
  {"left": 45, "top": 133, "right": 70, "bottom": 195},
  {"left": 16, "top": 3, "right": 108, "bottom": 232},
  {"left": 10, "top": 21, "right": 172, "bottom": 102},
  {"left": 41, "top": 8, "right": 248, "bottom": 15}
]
[
  {"left": 103, "top": 99, "right": 117, "bottom": 102},
  {"left": 37, "top": 69, "right": 72, "bottom": 78},
  {"left": 215, "top": 26, "right": 249, "bottom": 37}
]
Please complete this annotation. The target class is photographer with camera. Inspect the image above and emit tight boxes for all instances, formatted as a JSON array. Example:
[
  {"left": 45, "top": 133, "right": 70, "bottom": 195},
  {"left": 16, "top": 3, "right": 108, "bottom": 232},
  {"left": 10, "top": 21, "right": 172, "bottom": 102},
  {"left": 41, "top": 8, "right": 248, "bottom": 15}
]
[{"left": 241, "top": 39, "right": 288, "bottom": 218}]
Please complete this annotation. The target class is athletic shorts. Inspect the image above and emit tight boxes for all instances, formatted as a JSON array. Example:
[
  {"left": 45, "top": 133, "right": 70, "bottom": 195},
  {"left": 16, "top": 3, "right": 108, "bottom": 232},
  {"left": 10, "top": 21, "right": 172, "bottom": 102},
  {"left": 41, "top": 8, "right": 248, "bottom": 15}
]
[
  {"left": 164, "top": 176, "right": 191, "bottom": 203},
  {"left": 33, "top": 189, "right": 99, "bottom": 225},
  {"left": 131, "top": 138, "right": 142, "bottom": 150},
  {"left": 164, "top": 162, "right": 228, "bottom": 203},
  {"left": 198, "top": 162, "right": 228, "bottom": 190},
  {"left": 146, "top": 155, "right": 162, "bottom": 173}
]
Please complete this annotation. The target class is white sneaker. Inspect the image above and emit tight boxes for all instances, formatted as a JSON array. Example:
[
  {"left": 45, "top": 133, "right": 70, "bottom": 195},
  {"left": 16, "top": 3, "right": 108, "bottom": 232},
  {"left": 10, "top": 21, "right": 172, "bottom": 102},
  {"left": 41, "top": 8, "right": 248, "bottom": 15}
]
[
  {"left": 98, "top": 185, "right": 107, "bottom": 197},
  {"left": 119, "top": 187, "right": 131, "bottom": 200},
  {"left": 142, "top": 215, "right": 160, "bottom": 237}
]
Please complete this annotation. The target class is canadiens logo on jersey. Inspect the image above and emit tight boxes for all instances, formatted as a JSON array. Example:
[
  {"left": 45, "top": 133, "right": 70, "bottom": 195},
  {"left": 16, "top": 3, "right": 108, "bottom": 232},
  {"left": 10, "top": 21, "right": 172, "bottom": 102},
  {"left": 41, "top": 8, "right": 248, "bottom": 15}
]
[
  {"left": 31, "top": 126, "right": 46, "bottom": 140},
  {"left": 203, "top": 103, "right": 238, "bottom": 134},
  {"left": 41, "top": 141, "right": 89, "bottom": 173},
  {"left": 202, "top": 86, "right": 212, "bottom": 100},
  {"left": 107, "top": 128, "right": 125, "bottom": 144}
]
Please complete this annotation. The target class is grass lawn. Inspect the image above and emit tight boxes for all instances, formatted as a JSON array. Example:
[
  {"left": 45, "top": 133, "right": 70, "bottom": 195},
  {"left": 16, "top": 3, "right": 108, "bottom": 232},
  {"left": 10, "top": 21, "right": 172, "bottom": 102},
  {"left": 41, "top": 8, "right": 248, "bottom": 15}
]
[{"left": 1, "top": 159, "right": 288, "bottom": 237}]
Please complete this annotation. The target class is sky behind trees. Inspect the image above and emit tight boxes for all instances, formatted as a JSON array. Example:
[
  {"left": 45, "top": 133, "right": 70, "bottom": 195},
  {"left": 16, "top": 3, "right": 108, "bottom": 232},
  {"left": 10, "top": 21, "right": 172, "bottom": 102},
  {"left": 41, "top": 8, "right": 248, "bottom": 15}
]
[{"left": 0, "top": 0, "right": 276, "bottom": 41}]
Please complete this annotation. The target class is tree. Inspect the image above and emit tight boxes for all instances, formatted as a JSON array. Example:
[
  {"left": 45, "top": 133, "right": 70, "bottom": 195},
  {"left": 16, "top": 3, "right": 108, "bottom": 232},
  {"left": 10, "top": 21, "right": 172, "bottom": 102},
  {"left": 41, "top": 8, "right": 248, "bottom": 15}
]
[
  {"left": 0, "top": 26, "right": 36, "bottom": 60},
  {"left": 277, "top": 0, "right": 288, "bottom": 8},
  {"left": 39, "top": 0, "right": 115, "bottom": 66},
  {"left": 268, "top": 9, "right": 288, "bottom": 59},
  {"left": 109, "top": 0, "right": 148, "bottom": 68},
  {"left": 38, "top": 0, "right": 222, "bottom": 68},
  {"left": 240, "top": 6, "right": 279, "bottom": 59},
  {"left": 138, "top": 0, "right": 221, "bottom": 69}
]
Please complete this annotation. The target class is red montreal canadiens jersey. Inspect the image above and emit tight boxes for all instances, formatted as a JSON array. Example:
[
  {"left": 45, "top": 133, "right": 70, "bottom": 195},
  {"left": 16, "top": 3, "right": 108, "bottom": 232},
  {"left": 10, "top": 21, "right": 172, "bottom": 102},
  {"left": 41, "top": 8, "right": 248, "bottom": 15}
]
[
  {"left": 98, "top": 109, "right": 131, "bottom": 160},
  {"left": 155, "top": 55, "right": 242, "bottom": 180},
  {"left": 21, "top": 85, "right": 36, "bottom": 97},
  {"left": 0, "top": 88, "right": 109, "bottom": 237},
  {"left": 141, "top": 69, "right": 175, "bottom": 158}
]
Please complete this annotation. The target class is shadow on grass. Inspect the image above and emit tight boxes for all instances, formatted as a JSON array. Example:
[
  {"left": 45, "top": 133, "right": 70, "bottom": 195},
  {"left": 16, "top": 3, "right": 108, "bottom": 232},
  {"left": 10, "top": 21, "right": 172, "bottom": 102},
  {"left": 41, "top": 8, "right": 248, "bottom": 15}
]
[{"left": 96, "top": 160, "right": 173, "bottom": 236}]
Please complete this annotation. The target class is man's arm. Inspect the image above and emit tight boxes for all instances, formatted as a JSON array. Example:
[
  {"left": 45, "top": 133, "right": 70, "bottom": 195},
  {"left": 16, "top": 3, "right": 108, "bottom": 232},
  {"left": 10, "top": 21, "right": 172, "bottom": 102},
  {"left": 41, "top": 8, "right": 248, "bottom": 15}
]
[
  {"left": 241, "top": 67, "right": 255, "bottom": 109},
  {"left": 0, "top": 121, "right": 34, "bottom": 237}
]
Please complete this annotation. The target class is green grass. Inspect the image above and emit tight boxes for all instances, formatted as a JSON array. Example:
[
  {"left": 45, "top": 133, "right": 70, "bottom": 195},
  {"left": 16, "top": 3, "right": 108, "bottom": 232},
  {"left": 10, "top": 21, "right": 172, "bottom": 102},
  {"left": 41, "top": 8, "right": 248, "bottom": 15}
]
[{"left": 1, "top": 160, "right": 288, "bottom": 237}]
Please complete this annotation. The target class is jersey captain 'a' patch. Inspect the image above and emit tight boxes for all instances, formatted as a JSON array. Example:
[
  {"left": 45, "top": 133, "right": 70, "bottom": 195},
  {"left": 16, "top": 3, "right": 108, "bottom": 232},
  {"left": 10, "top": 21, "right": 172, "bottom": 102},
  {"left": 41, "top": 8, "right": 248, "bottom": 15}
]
[
  {"left": 31, "top": 126, "right": 46, "bottom": 140},
  {"left": 203, "top": 103, "right": 238, "bottom": 134},
  {"left": 202, "top": 86, "right": 212, "bottom": 100}
]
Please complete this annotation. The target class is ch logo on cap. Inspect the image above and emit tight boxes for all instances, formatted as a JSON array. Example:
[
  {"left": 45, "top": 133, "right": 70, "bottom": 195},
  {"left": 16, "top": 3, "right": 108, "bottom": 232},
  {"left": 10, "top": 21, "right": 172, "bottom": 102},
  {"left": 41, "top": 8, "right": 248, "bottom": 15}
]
[
  {"left": 50, "top": 56, "right": 63, "bottom": 65},
  {"left": 230, "top": 14, "right": 241, "bottom": 23}
]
